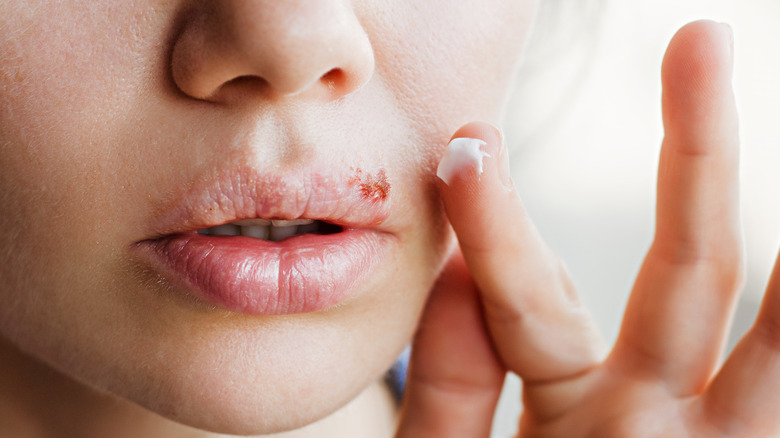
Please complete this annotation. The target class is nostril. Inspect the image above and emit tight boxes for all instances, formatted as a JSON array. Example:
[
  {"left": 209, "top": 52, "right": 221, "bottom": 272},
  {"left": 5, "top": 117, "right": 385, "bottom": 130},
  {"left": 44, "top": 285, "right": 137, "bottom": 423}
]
[
  {"left": 170, "top": 3, "right": 375, "bottom": 102},
  {"left": 322, "top": 68, "right": 345, "bottom": 91},
  {"left": 215, "top": 69, "right": 349, "bottom": 100},
  {"left": 219, "top": 74, "right": 269, "bottom": 98}
]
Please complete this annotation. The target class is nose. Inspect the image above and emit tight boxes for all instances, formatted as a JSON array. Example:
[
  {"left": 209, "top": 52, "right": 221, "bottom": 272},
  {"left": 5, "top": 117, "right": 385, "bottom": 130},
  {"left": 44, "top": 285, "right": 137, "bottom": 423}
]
[{"left": 171, "top": 0, "right": 375, "bottom": 101}]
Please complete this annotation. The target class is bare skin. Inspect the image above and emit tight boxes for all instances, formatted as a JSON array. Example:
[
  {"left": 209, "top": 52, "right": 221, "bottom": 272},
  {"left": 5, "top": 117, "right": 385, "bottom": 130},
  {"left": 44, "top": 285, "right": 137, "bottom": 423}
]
[
  {"left": 398, "top": 21, "right": 780, "bottom": 437},
  {"left": 0, "top": 1, "right": 533, "bottom": 436},
  {"left": 1, "top": 2, "right": 776, "bottom": 436}
]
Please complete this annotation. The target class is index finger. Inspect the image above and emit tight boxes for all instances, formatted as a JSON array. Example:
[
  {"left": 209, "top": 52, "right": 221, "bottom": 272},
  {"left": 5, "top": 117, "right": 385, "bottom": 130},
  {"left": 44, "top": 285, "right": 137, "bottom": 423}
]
[{"left": 437, "top": 122, "right": 606, "bottom": 389}]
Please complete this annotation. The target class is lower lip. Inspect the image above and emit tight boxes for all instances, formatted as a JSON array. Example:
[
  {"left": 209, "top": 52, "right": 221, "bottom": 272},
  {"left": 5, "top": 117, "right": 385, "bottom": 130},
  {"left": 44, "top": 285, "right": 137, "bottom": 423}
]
[{"left": 135, "top": 230, "right": 390, "bottom": 315}]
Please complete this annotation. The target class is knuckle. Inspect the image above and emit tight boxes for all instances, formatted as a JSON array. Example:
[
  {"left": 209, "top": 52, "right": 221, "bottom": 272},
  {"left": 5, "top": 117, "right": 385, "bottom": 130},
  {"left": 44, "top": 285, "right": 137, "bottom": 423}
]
[{"left": 649, "top": 237, "right": 745, "bottom": 291}]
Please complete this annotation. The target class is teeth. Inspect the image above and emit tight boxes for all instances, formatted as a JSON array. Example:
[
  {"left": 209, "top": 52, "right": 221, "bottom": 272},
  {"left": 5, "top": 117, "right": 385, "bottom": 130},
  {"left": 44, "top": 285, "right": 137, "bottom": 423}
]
[
  {"left": 207, "top": 224, "right": 239, "bottom": 236},
  {"left": 296, "top": 222, "right": 320, "bottom": 234},
  {"left": 198, "top": 219, "right": 333, "bottom": 242},
  {"left": 240, "top": 225, "right": 270, "bottom": 239},
  {"left": 269, "top": 225, "right": 299, "bottom": 241}
]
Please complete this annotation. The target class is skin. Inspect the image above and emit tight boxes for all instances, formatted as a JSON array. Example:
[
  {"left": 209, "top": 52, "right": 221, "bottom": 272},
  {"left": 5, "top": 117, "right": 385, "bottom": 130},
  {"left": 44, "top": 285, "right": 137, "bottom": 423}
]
[
  {"left": 0, "top": 0, "right": 535, "bottom": 437},
  {"left": 1, "top": 2, "right": 777, "bottom": 438},
  {"left": 399, "top": 22, "right": 780, "bottom": 437}
]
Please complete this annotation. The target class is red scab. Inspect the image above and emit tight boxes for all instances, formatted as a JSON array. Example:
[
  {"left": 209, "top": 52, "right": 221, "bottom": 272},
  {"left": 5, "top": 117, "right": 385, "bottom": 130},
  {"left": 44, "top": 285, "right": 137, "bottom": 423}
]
[{"left": 352, "top": 168, "right": 390, "bottom": 202}]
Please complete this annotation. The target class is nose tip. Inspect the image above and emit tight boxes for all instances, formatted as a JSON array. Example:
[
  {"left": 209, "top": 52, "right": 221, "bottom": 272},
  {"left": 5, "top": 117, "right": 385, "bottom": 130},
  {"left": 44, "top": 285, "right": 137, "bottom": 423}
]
[{"left": 171, "top": 1, "right": 375, "bottom": 102}]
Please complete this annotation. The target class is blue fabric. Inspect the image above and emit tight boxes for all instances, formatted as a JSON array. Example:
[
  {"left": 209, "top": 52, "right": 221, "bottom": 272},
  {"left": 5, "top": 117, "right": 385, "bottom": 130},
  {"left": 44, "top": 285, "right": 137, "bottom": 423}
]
[{"left": 384, "top": 346, "right": 410, "bottom": 402}]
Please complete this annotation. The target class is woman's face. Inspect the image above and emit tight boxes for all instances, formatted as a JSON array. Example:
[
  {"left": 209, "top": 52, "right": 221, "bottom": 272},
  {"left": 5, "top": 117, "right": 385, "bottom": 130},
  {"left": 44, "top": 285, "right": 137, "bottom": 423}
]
[{"left": 0, "top": 0, "right": 537, "bottom": 434}]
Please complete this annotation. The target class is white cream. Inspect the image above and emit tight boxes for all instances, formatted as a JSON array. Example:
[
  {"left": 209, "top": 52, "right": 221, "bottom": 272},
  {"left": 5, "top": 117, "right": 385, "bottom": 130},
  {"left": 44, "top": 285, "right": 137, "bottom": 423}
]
[{"left": 436, "top": 137, "right": 490, "bottom": 185}]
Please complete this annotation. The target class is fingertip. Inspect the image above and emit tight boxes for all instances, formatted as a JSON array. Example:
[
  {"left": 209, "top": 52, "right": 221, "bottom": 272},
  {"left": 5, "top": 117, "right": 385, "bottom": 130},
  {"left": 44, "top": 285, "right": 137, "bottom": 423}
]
[
  {"left": 450, "top": 122, "right": 503, "bottom": 147},
  {"left": 436, "top": 122, "right": 518, "bottom": 254},
  {"left": 662, "top": 20, "right": 735, "bottom": 102},
  {"left": 661, "top": 20, "right": 739, "bottom": 154},
  {"left": 436, "top": 137, "right": 489, "bottom": 186},
  {"left": 436, "top": 122, "right": 508, "bottom": 189}
]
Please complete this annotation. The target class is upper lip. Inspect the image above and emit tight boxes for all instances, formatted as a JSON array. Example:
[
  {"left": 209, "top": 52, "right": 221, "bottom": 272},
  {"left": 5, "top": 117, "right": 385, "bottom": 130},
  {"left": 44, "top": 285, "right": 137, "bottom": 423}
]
[{"left": 142, "top": 165, "right": 392, "bottom": 239}]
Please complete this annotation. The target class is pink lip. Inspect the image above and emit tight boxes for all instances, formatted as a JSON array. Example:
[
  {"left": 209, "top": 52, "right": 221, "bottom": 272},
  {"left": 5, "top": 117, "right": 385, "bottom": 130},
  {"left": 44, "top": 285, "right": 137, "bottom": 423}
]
[{"left": 134, "top": 166, "right": 394, "bottom": 315}]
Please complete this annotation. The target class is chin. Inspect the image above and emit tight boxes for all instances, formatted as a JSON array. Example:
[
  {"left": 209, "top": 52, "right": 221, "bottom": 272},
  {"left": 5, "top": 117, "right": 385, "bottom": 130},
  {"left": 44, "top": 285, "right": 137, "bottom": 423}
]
[{"left": 96, "top": 290, "right": 414, "bottom": 435}]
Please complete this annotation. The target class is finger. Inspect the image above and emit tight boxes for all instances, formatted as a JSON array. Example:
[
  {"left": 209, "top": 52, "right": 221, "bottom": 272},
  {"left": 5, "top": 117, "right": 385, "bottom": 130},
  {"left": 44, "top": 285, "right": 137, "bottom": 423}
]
[
  {"left": 396, "top": 252, "right": 505, "bottom": 438},
  {"left": 701, "top": 250, "right": 780, "bottom": 437},
  {"left": 613, "top": 21, "right": 744, "bottom": 395},
  {"left": 437, "top": 122, "right": 606, "bottom": 386}
]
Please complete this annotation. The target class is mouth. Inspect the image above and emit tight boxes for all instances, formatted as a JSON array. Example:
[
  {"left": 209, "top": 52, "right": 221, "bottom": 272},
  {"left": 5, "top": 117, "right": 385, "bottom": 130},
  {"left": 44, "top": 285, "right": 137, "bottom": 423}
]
[
  {"left": 133, "top": 166, "right": 395, "bottom": 316},
  {"left": 197, "top": 218, "right": 343, "bottom": 241}
]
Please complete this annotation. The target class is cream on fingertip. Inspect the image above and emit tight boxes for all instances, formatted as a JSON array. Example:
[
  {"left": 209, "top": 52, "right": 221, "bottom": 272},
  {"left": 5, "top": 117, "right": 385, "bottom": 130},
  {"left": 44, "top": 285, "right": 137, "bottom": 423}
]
[{"left": 436, "top": 137, "right": 490, "bottom": 186}]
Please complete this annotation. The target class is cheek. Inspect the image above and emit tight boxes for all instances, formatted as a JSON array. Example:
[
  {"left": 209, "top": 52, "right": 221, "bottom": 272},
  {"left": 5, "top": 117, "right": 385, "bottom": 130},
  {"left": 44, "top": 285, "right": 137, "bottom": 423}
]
[
  {"left": 0, "top": 2, "right": 174, "bottom": 253},
  {"left": 354, "top": 1, "right": 536, "bottom": 244},
  {"left": 366, "top": 0, "right": 537, "bottom": 137},
  {"left": 0, "top": 1, "right": 173, "bottom": 360}
]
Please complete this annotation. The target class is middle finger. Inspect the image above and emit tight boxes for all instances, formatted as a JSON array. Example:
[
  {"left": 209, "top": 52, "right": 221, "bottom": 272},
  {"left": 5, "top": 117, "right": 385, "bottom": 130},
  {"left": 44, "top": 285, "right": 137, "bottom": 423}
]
[{"left": 612, "top": 21, "right": 743, "bottom": 396}]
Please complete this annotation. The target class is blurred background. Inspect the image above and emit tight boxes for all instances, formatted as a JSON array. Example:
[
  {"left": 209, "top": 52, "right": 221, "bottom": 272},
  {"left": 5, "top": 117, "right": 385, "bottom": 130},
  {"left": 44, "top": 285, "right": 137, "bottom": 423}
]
[{"left": 494, "top": 0, "right": 780, "bottom": 435}]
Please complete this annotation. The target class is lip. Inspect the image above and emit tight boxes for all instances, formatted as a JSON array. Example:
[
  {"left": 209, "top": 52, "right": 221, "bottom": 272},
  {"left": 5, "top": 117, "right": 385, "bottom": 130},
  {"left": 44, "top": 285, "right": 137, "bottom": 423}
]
[{"left": 133, "top": 166, "right": 395, "bottom": 315}]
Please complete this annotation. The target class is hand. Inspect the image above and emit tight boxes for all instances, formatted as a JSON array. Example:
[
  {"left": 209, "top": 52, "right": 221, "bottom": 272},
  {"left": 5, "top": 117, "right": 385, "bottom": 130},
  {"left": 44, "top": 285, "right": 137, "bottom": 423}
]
[{"left": 396, "top": 20, "right": 780, "bottom": 437}]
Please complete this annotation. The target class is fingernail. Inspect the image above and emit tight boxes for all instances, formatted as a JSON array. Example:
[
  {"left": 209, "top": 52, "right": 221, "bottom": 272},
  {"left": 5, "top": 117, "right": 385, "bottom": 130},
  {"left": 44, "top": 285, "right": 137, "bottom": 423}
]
[{"left": 436, "top": 137, "right": 490, "bottom": 186}]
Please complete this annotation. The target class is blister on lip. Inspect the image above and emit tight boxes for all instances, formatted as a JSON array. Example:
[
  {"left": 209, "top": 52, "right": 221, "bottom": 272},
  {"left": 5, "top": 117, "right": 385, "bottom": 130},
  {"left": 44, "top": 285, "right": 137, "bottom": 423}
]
[{"left": 145, "top": 166, "right": 391, "bottom": 239}]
